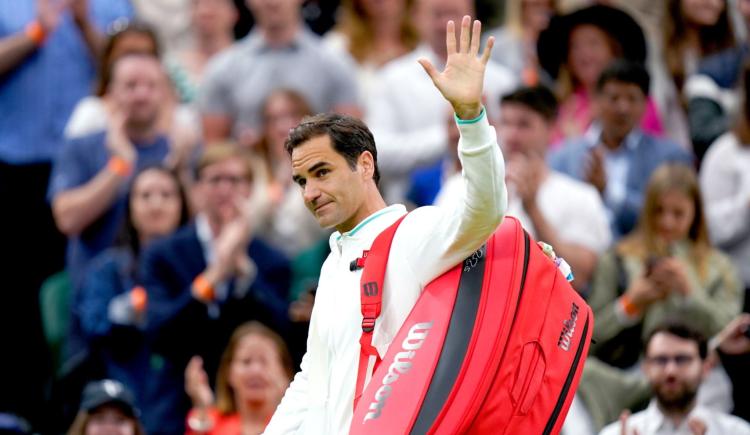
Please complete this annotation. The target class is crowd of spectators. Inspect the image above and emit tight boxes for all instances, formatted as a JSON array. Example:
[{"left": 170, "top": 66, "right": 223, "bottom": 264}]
[{"left": 1, "top": 0, "right": 749, "bottom": 434}]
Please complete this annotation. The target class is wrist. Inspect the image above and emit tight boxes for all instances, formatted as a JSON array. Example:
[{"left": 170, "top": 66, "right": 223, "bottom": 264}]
[
  {"left": 107, "top": 155, "right": 133, "bottom": 178},
  {"left": 620, "top": 293, "right": 642, "bottom": 317},
  {"left": 192, "top": 272, "right": 216, "bottom": 303},
  {"left": 25, "top": 21, "right": 47, "bottom": 47},
  {"left": 454, "top": 104, "right": 483, "bottom": 121},
  {"left": 130, "top": 286, "right": 147, "bottom": 313}
]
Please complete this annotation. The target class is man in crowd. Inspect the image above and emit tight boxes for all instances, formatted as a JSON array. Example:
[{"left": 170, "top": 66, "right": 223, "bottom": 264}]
[
  {"left": 436, "top": 86, "right": 611, "bottom": 292},
  {"left": 550, "top": 60, "right": 692, "bottom": 238},
  {"left": 599, "top": 321, "right": 750, "bottom": 434},
  {"left": 199, "top": 0, "right": 360, "bottom": 145},
  {"left": 366, "top": 0, "right": 516, "bottom": 203},
  {"left": 264, "top": 16, "right": 507, "bottom": 434},
  {"left": 141, "top": 145, "right": 291, "bottom": 433}
]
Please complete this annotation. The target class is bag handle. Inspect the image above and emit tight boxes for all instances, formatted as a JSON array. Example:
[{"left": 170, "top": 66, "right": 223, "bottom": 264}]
[{"left": 353, "top": 213, "right": 408, "bottom": 411}]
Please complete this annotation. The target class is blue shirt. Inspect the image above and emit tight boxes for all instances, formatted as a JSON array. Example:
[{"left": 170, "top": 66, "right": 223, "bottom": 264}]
[
  {"left": 48, "top": 131, "right": 170, "bottom": 288},
  {"left": 0, "top": 1, "right": 133, "bottom": 164}
]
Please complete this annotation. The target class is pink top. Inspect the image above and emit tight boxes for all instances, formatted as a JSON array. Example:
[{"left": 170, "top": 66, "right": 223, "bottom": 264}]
[{"left": 550, "top": 87, "right": 664, "bottom": 148}]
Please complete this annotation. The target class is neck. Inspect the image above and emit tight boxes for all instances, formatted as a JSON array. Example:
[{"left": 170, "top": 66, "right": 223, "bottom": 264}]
[
  {"left": 237, "top": 398, "right": 275, "bottom": 430},
  {"left": 125, "top": 123, "right": 157, "bottom": 144},
  {"left": 600, "top": 128, "right": 627, "bottom": 150},
  {"left": 205, "top": 214, "right": 223, "bottom": 240},
  {"left": 658, "top": 400, "right": 696, "bottom": 427},
  {"left": 684, "top": 27, "right": 702, "bottom": 52},
  {"left": 261, "top": 21, "right": 300, "bottom": 47},
  {"left": 336, "top": 187, "right": 387, "bottom": 234},
  {"left": 197, "top": 32, "right": 233, "bottom": 57}
]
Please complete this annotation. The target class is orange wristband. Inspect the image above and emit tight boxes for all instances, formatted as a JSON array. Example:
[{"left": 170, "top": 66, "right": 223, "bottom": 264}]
[
  {"left": 107, "top": 156, "right": 133, "bottom": 178},
  {"left": 620, "top": 294, "right": 640, "bottom": 317},
  {"left": 130, "top": 286, "right": 147, "bottom": 312},
  {"left": 192, "top": 274, "right": 215, "bottom": 302},
  {"left": 25, "top": 21, "right": 47, "bottom": 46}
]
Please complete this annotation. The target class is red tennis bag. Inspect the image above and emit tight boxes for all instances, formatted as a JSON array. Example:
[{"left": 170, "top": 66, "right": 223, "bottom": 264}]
[{"left": 349, "top": 216, "right": 594, "bottom": 435}]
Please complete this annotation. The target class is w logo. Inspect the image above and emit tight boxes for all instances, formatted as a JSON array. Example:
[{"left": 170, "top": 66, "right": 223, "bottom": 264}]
[{"left": 363, "top": 282, "right": 379, "bottom": 297}]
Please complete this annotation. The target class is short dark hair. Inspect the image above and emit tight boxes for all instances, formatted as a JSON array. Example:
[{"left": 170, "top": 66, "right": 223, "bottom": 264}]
[
  {"left": 500, "top": 86, "right": 559, "bottom": 121},
  {"left": 596, "top": 60, "right": 650, "bottom": 96},
  {"left": 645, "top": 321, "right": 708, "bottom": 360},
  {"left": 285, "top": 113, "right": 381, "bottom": 185}
]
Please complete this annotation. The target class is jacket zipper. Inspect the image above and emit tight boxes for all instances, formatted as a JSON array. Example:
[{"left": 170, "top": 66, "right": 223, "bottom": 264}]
[{"left": 542, "top": 316, "right": 590, "bottom": 435}]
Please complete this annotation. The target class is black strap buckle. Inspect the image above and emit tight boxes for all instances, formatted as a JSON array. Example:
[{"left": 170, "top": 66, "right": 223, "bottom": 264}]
[{"left": 361, "top": 316, "right": 376, "bottom": 333}]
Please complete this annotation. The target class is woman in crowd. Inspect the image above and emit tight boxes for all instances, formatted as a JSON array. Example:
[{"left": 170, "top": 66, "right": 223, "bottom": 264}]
[
  {"left": 588, "top": 163, "right": 743, "bottom": 369},
  {"left": 537, "top": 5, "right": 664, "bottom": 145},
  {"left": 68, "top": 379, "right": 145, "bottom": 435},
  {"left": 487, "top": 0, "right": 557, "bottom": 85},
  {"left": 166, "top": 0, "right": 238, "bottom": 104},
  {"left": 184, "top": 321, "right": 294, "bottom": 434},
  {"left": 323, "top": 0, "right": 419, "bottom": 104},
  {"left": 77, "top": 166, "right": 189, "bottom": 420}
]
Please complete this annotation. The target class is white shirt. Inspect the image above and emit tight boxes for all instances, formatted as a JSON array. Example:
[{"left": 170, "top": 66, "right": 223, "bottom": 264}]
[
  {"left": 436, "top": 170, "right": 612, "bottom": 254},
  {"left": 699, "top": 133, "right": 750, "bottom": 287},
  {"left": 366, "top": 45, "right": 517, "bottom": 203},
  {"left": 599, "top": 400, "right": 750, "bottom": 435},
  {"left": 264, "top": 112, "right": 507, "bottom": 434}
]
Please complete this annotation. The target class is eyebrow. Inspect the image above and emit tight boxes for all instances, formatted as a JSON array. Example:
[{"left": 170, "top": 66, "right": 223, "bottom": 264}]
[{"left": 292, "top": 161, "right": 330, "bottom": 184}]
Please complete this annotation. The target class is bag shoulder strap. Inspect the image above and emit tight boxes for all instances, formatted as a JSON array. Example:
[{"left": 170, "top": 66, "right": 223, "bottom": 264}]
[{"left": 353, "top": 213, "right": 408, "bottom": 411}]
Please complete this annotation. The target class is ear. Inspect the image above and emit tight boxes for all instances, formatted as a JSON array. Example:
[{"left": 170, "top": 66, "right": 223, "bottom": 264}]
[{"left": 357, "top": 151, "right": 375, "bottom": 181}]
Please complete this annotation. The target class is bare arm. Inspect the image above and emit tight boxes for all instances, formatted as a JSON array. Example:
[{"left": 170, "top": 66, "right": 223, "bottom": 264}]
[
  {"left": 53, "top": 166, "right": 126, "bottom": 235},
  {"left": 0, "top": 32, "right": 39, "bottom": 77}
]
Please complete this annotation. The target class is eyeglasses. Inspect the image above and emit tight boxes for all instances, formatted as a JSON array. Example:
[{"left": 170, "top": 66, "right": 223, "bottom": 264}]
[
  {"left": 202, "top": 174, "right": 249, "bottom": 187},
  {"left": 646, "top": 354, "right": 697, "bottom": 368}
]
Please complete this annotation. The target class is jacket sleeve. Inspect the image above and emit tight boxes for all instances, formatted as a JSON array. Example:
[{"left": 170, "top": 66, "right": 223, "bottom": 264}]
[
  {"left": 587, "top": 250, "right": 635, "bottom": 348},
  {"left": 78, "top": 255, "right": 122, "bottom": 340},
  {"left": 401, "top": 109, "right": 508, "bottom": 285}
]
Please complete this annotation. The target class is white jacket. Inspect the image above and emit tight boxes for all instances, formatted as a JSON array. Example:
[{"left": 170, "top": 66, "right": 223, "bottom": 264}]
[{"left": 263, "top": 110, "right": 507, "bottom": 434}]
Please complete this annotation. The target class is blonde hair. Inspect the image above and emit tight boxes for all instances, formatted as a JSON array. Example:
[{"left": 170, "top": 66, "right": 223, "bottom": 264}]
[
  {"left": 196, "top": 142, "right": 256, "bottom": 183},
  {"left": 335, "top": 0, "right": 419, "bottom": 63},
  {"left": 67, "top": 410, "right": 145, "bottom": 435},
  {"left": 214, "top": 322, "right": 294, "bottom": 414},
  {"left": 617, "top": 164, "right": 711, "bottom": 280}
]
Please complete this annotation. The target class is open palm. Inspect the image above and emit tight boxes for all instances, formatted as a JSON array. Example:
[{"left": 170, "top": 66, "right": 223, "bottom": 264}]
[{"left": 418, "top": 16, "right": 494, "bottom": 120}]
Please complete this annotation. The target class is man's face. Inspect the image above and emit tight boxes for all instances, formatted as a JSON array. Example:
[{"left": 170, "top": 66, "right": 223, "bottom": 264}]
[
  {"left": 109, "top": 56, "right": 164, "bottom": 129},
  {"left": 498, "top": 103, "right": 551, "bottom": 157},
  {"left": 192, "top": 0, "right": 238, "bottom": 36},
  {"left": 198, "top": 158, "right": 252, "bottom": 224},
  {"left": 644, "top": 332, "right": 706, "bottom": 413},
  {"left": 291, "top": 135, "right": 370, "bottom": 232},
  {"left": 595, "top": 80, "right": 646, "bottom": 141},
  {"left": 416, "top": 0, "right": 472, "bottom": 58},
  {"left": 246, "top": 0, "right": 302, "bottom": 31}
]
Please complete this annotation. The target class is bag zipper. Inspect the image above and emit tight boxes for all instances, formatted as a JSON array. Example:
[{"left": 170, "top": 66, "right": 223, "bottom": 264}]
[{"left": 542, "top": 316, "right": 590, "bottom": 435}]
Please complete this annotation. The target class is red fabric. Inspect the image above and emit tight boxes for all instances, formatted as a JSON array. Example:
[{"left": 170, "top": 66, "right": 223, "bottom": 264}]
[{"left": 185, "top": 408, "right": 241, "bottom": 435}]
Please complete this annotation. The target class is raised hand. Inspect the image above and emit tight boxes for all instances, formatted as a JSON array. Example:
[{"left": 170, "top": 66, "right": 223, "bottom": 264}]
[
  {"left": 106, "top": 109, "right": 137, "bottom": 164},
  {"left": 418, "top": 16, "right": 494, "bottom": 120},
  {"left": 185, "top": 356, "right": 214, "bottom": 408}
]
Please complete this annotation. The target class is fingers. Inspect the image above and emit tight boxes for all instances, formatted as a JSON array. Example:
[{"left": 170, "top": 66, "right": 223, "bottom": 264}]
[
  {"left": 481, "top": 36, "right": 495, "bottom": 65},
  {"left": 459, "top": 15, "right": 471, "bottom": 53},
  {"left": 418, "top": 58, "right": 440, "bottom": 86},
  {"left": 446, "top": 20, "right": 456, "bottom": 55},
  {"left": 470, "top": 19, "right": 482, "bottom": 56}
]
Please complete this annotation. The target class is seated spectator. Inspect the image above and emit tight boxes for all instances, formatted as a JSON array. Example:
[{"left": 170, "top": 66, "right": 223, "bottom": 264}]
[
  {"left": 550, "top": 61, "right": 692, "bottom": 238},
  {"left": 699, "top": 66, "right": 750, "bottom": 308},
  {"left": 485, "top": 0, "right": 557, "bottom": 85},
  {"left": 323, "top": 0, "right": 419, "bottom": 103},
  {"left": 366, "top": 0, "right": 517, "bottom": 203},
  {"left": 199, "top": 0, "right": 360, "bottom": 145},
  {"left": 599, "top": 321, "right": 750, "bottom": 434},
  {"left": 253, "top": 89, "right": 329, "bottom": 257},
  {"left": 436, "top": 86, "right": 611, "bottom": 292},
  {"left": 536, "top": 5, "right": 668, "bottom": 146},
  {"left": 184, "top": 321, "right": 293, "bottom": 434},
  {"left": 78, "top": 166, "right": 189, "bottom": 433},
  {"left": 140, "top": 145, "right": 291, "bottom": 432},
  {"left": 588, "top": 163, "right": 742, "bottom": 370},
  {"left": 49, "top": 53, "right": 176, "bottom": 290},
  {"left": 166, "top": 0, "right": 238, "bottom": 104},
  {"left": 67, "top": 379, "right": 145, "bottom": 435}
]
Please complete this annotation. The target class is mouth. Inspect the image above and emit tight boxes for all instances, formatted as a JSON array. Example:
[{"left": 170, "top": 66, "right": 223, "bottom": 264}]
[{"left": 314, "top": 202, "right": 332, "bottom": 214}]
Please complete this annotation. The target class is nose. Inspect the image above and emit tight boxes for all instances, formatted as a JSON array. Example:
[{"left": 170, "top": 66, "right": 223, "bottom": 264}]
[{"left": 303, "top": 180, "right": 321, "bottom": 204}]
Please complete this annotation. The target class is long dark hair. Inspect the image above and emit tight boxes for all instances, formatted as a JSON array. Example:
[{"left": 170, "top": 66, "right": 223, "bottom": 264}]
[{"left": 115, "top": 166, "right": 190, "bottom": 270}]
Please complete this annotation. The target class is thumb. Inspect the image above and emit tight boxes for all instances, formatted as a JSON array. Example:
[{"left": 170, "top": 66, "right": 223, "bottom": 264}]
[{"left": 418, "top": 58, "right": 440, "bottom": 87}]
